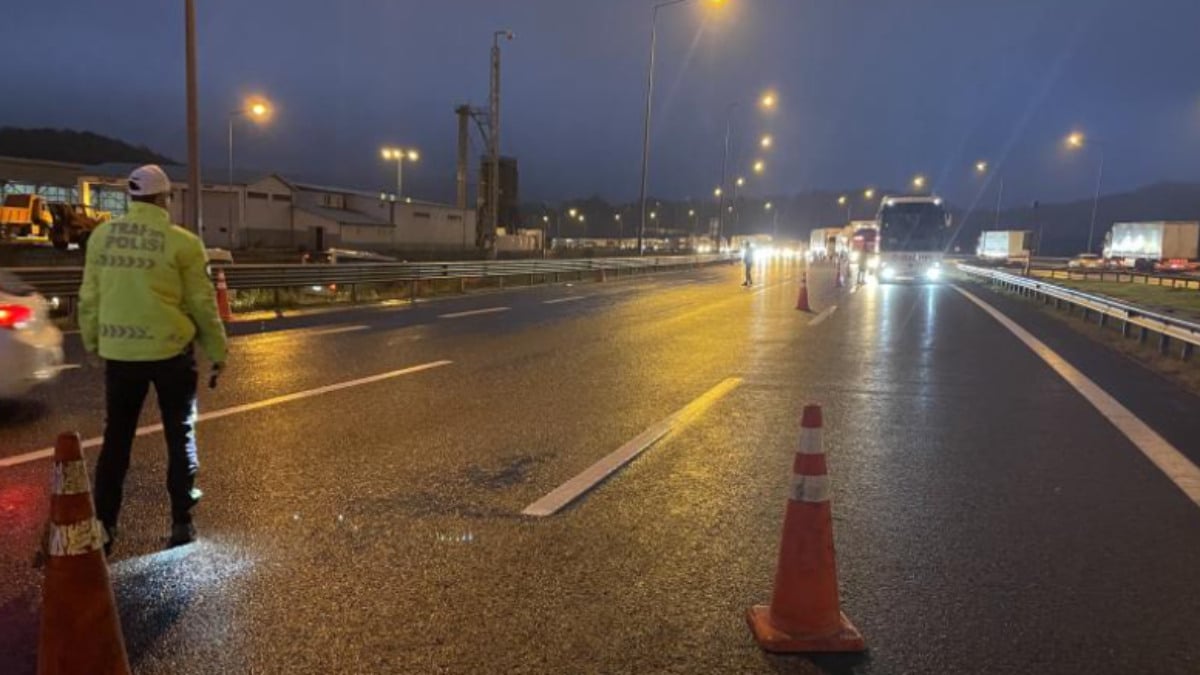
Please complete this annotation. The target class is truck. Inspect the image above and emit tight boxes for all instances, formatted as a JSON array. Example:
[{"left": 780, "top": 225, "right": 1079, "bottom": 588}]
[
  {"left": 808, "top": 227, "right": 845, "bottom": 260},
  {"left": 1104, "top": 222, "right": 1200, "bottom": 267},
  {"left": 0, "top": 195, "right": 109, "bottom": 249},
  {"left": 0, "top": 194, "right": 55, "bottom": 241},
  {"left": 976, "top": 230, "right": 1033, "bottom": 262}
]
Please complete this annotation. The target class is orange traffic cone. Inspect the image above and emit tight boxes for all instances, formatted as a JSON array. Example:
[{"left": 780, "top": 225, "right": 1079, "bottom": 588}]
[
  {"left": 795, "top": 273, "right": 812, "bottom": 312},
  {"left": 215, "top": 268, "right": 234, "bottom": 322},
  {"left": 747, "top": 405, "right": 865, "bottom": 653},
  {"left": 37, "top": 433, "right": 131, "bottom": 675}
]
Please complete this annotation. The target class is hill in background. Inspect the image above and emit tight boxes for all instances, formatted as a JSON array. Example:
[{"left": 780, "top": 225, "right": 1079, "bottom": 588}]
[{"left": 0, "top": 127, "right": 175, "bottom": 166}]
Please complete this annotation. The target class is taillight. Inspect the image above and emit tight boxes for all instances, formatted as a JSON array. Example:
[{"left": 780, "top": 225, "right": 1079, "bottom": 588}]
[{"left": 0, "top": 304, "right": 33, "bottom": 330}]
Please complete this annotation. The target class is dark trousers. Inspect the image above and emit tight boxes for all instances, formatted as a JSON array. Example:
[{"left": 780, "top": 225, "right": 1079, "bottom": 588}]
[{"left": 94, "top": 349, "right": 200, "bottom": 529}]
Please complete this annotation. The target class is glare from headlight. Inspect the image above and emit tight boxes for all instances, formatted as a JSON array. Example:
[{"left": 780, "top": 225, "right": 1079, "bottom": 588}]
[
  {"left": 867, "top": 257, "right": 881, "bottom": 270},
  {"left": 926, "top": 267, "right": 942, "bottom": 281},
  {"left": 880, "top": 267, "right": 897, "bottom": 280}
]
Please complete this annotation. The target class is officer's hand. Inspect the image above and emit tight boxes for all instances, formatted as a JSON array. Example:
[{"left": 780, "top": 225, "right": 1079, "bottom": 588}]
[{"left": 208, "top": 362, "right": 225, "bottom": 390}]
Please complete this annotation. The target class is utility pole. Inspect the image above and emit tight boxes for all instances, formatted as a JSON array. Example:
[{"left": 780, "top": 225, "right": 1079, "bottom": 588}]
[
  {"left": 184, "top": 0, "right": 201, "bottom": 238},
  {"left": 716, "top": 103, "right": 736, "bottom": 247},
  {"left": 455, "top": 105, "right": 470, "bottom": 210},
  {"left": 488, "top": 30, "right": 513, "bottom": 257}
]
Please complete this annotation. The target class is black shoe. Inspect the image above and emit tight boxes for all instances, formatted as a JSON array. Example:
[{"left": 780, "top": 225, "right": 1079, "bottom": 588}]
[{"left": 168, "top": 522, "right": 196, "bottom": 547}]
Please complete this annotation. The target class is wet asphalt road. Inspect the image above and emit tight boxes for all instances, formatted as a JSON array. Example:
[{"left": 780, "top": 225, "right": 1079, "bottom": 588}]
[{"left": 2, "top": 260, "right": 1199, "bottom": 674}]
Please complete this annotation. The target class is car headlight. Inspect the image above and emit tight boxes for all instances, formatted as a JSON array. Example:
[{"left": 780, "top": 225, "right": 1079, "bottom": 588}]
[
  {"left": 926, "top": 267, "right": 942, "bottom": 281},
  {"left": 880, "top": 267, "right": 897, "bottom": 280}
]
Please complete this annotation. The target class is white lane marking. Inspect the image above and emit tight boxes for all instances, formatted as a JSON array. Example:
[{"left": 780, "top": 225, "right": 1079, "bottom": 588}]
[
  {"left": 956, "top": 286, "right": 1200, "bottom": 508},
  {"left": 809, "top": 305, "right": 839, "bottom": 327},
  {"left": 242, "top": 324, "right": 369, "bottom": 340},
  {"left": 51, "top": 364, "right": 82, "bottom": 373},
  {"left": 0, "top": 360, "right": 453, "bottom": 470},
  {"left": 522, "top": 377, "right": 743, "bottom": 517},
  {"left": 543, "top": 296, "right": 588, "bottom": 305},
  {"left": 438, "top": 307, "right": 511, "bottom": 319}
]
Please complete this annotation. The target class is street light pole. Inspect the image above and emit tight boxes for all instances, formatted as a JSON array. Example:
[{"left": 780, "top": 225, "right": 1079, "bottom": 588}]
[
  {"left": 993, "top": 177, "right": 1005, "bottom": 230},
  {"left": 1088, "top": 150, "right": 1105, "bottom": 252},
  {"left": 716, "top": 102, "right": 737, "bottom": 248},
  {"left": 227, "top": 115, "right": 235, "bottom": 246},
  {"left": 638, "top": 0, "right": 694, "bottom": 257},
  {"left": 184, "top": 0, "right": 201, "bottom": 239}
]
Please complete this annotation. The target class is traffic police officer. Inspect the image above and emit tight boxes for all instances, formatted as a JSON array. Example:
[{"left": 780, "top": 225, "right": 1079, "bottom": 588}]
[{"left": 79, "top": 164, "right": 227, "bottom": 551}]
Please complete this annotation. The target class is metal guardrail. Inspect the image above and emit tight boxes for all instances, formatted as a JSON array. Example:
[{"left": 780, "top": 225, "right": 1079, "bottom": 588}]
[
  {"left": 1027, "top": 267, "right": 1200, "bottom": 290},
  {"left": 958, "top": 264, "right": 1200, "bottom": 359},
  {"left": 9, "top": 254, "right": 735, "bottom": 299}
]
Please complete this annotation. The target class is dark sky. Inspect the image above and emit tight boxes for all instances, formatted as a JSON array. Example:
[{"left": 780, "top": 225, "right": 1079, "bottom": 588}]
[{"left": 5, "top": 0, "right": 1200, "bottom": 209}]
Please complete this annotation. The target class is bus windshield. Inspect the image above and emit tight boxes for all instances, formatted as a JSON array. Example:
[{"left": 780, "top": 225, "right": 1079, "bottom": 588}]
[{"left": 878, "top": 199, "right": 949, "bottom": 253}]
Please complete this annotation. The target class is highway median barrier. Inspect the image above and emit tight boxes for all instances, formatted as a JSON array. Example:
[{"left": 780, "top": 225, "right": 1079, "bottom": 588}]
[
  {"left": 747, "top": 404, "right": 865, "bottom": 654},
  {"left": 37, "top": 432, "right": 131, "bottom": 675}
]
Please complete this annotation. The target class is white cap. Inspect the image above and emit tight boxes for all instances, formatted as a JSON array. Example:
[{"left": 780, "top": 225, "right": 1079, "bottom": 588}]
[{"left": 128, "top": 165, "right": 171, "bottom": 196}]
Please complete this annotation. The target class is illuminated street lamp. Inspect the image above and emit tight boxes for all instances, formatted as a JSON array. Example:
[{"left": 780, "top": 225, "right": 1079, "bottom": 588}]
[
  {"left": 760, "top": 134, "right": 773, "bottom": 149},
  {"left": 864, "top": 188, "right": 875, "bottom": 200},
  {"left": 638, "top": 0, "right": 729, "bottom": 255},
  {"left": 569, "top": 208, "right": 578, "bottom": 218},
  {"left": 753, "top": 160, "right": 765, "bottom": 175},
  {"left": 760, "top": 90, "right": 778, "bottom": 110},
  {"left": 838, "top": 195, "right": 850, "bottom": 222},
  {"left": 228, "top": 95, "right": 273, "bottom": 241},
  {"left": 380, "top": 146, "right": 420, "bottom": 198},
  {"left": 1065, "top": 130, "right": 1105, "bottom": 252},
  {"left": 713, "top": 187, "right": 723, "bottom": 197},
  {"left": 736, "top": 177, "right": 746, "bottom": 188},
  {"left": 973, "top": 159, "right": 1005, "bottom": 229},
  {"left": 912, "top": 175, "right": 927, "bottom": 191}
]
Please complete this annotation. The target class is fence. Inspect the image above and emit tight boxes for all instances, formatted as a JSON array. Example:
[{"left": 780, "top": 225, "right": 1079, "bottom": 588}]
[
  {"left": 12, "top": 254, "right": 736, "bottom": 316},
  {"left": 958, "top": 264, "right": 1200, "bottom": 360},
  {"left": 1026, "top": 267, "right": 1200, "bottom": 291}
]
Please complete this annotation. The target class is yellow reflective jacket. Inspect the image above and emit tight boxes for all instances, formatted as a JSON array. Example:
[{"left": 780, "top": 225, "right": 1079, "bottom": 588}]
[{"left": 79, "top": 202, "right": 228, "bottom": 363}]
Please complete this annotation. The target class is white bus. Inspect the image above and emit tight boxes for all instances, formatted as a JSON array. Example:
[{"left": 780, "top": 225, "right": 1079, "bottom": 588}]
[{"left": 871, "top": 195, "right": 951, "bottom": 282}]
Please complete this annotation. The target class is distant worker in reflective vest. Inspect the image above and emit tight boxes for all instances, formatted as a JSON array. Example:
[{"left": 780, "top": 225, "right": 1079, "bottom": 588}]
[
  {"left": 742, "top": 242, "right": 756, "bottom": 286},
  {"left": 78, "top": 164, "right": 228, "bottom": 553}
]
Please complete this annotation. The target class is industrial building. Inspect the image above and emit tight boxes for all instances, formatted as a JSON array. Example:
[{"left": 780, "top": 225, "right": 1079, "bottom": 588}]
[{"left": 0, "top": 155, "right": 483, "bottom": 255}]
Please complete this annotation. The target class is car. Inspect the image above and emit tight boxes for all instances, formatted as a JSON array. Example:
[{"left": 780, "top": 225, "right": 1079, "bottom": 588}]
[
  {"left": 1067, "top": 253, "right": 1105, "bottom": 270},
  {"left": 0, "top": 270, "right": 64, "bottom": 399}
]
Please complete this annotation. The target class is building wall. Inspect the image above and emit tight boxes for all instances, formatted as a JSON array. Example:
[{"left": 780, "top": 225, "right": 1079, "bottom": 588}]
[
  {"left": 293, "top": 209, "right": 341, "bottom": 251},
  {"left": 243, "top": 177, "right": 295, "bottom": 249},
  {"left": 393, "top": 203, "right": 475, "bottom": 250}
]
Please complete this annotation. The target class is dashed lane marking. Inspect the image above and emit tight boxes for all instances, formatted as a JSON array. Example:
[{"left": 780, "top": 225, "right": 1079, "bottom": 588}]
[
  {"left": 543, "top": 296, "right": 588, "bottom": 305},
  {"left": 241, "top": 324, "right": 369, "bottom": 340},
  {"left": 809, "top": 305, "right": 839, "bottom": 327},
  {"left": 0, "top": 360, "right": 453, "bottom": 470},
  {"left": 956, "top": 286, "right": 1200, "bottom": 509},
  {"left": 438, "top": 307, "right": 511, "bottom": 319},
  {"left": 522, "top": 377, "right": 743, "bottom": 517}
]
